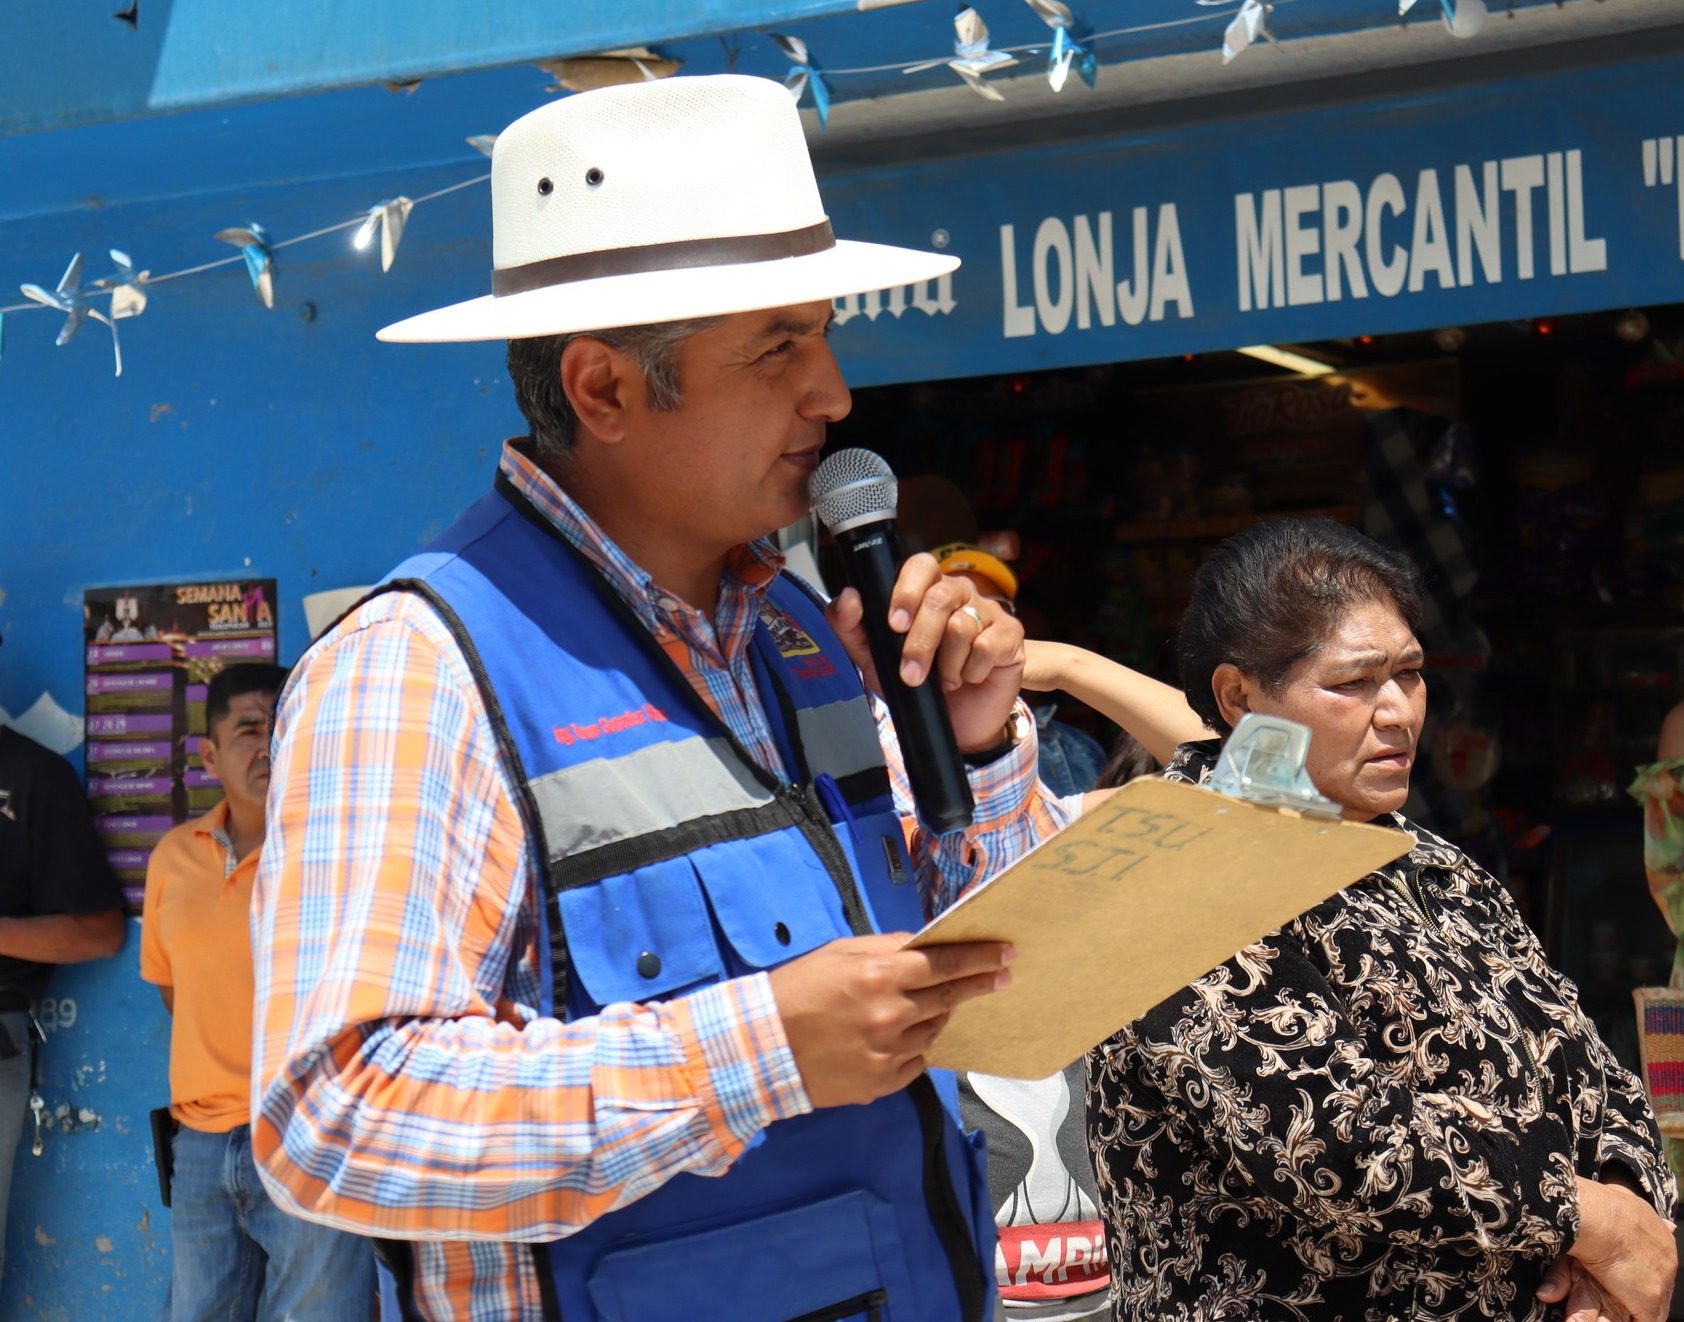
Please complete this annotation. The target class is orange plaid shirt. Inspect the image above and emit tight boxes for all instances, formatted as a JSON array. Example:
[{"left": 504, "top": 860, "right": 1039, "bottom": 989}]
[{"left": 251, "top": 442, "right": 1076, "bottom": 1318}]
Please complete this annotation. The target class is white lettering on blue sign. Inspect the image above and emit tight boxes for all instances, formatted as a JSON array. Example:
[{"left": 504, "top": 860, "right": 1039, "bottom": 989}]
[
  {"left": 825, "top": 111, "right": 1684, "bottom": 385},
  {"left": 1000, "top": 206, "right": 1193, "bottom": 338},
  {"left": 833, "top": 274, "right": 956, "bottom": 327},
  {"left": 1641, "top": 135, "right": 1684, "bottom": 260},
  {"left": 1234, "top": 151, "right": 1607, "bottom": 312}
]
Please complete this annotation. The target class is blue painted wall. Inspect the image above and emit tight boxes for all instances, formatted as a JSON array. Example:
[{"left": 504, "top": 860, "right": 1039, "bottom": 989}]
[
  {"left": 4, "top": 953, "right": 171, "bottom": 1318},
  {"left": 0, "top": 92, "right": 521, "bottom": 1320}
]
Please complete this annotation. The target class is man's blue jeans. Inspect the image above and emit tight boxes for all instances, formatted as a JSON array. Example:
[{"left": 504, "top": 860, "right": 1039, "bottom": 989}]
[{"left": 169, "top": 1123, "right": 375, "bottom": 1322}]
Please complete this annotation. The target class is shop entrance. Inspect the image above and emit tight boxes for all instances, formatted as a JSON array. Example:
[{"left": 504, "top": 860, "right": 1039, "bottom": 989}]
[{"left": 827, "top": 301, "right": 1684, "bottom": 1068}]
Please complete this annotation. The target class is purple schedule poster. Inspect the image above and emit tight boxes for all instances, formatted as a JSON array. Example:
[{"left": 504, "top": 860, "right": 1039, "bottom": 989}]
[{"left": 83, "top": 580, "right": 277, "bottom": 909}]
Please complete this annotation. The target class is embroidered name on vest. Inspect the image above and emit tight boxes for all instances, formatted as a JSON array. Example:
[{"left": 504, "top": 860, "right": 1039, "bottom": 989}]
[{"left": 552, "top": 703, "right": 668, "bottom": 746}]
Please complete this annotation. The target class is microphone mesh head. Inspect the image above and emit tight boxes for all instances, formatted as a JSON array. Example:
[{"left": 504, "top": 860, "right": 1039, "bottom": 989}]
[{"left": 810, "top": 448, "right": 897, "bottom": 534}]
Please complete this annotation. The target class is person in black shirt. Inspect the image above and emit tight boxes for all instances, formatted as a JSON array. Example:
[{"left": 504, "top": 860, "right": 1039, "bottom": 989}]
[{"left": 0, "top": 726, "right": 125, "bottom": 1277}]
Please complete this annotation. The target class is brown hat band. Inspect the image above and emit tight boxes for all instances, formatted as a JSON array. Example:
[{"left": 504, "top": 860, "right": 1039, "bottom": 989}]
[{"left": 492, "top": 220, "right": 836, "bottom": 297}]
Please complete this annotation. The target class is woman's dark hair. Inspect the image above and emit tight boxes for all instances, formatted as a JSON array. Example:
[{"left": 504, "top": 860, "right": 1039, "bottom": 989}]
[
  {"left": 1176, "top": 517, "right": 1424, "bottom": 732},
  {"left": 1095, "top": 730, "right": 1162, "bottom": 790}
]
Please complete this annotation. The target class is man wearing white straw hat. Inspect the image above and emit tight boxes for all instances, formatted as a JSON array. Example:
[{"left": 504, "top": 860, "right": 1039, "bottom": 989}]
[{"left": 251, "top": 75, "right": 1076, "bottom": 1321}]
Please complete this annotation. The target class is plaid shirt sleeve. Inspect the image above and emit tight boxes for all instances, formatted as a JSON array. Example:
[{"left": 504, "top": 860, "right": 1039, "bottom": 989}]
[
  {"left": 876, "top": 698, "right": 1083, "bottom": 920},
  {"left": 249, "top": 592, "right": 810, "bottom": 1245}
]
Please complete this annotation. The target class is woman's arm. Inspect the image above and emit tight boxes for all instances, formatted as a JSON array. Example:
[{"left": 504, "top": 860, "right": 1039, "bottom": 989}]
[
  {"left": 1474, "top": 860, "right": 1676, "bottom": 1218},
  {"left": 1537, "top": 1252, "right": 1652, "bottom": 1322},
  {"left": 1021, "top": 641, "right": 1209, "bottom": 765},
  {"left": 1659, "top": 703, "right": 1684, "bottom": 761},
  {"left": 0, "top": 909, "right": 124, "bottom": 962},
  {"left": 1631, "top": 709, "right": 1684, "bottom": 947},
  {"left": 1566, "top": 1176, "right": 1676, "bottom": 1322},
  {"left": 1454, "top": 852, "right": 1677, "bottom": 1318}
]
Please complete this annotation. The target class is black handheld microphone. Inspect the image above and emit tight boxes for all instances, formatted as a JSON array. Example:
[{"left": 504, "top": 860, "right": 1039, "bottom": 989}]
[{"left": 809, "top": 448, "right": 975, "bottom": 833}]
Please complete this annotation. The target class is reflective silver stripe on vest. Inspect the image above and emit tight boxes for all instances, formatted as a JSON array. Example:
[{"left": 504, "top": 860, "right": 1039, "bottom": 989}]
[
  {"left": 530, "top": 736, "right": 776, "bottom": 860},
  {"left": 795, "top": 695, "right": 884, "bottom": 783}
]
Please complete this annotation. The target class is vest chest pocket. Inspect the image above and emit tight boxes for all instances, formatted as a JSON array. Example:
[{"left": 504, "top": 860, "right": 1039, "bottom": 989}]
[
  {"left": 558, "top": 858, "right": 724, "bottom": 1009},
  {"left": 586, "top": 1188, "right": 912, "bottom": 1321},
  {"left": 691, "top": 829, "right": 857, "bottom": 973},
  {"left": 833, "top": 805, "right": 925, "bottom": 936}
]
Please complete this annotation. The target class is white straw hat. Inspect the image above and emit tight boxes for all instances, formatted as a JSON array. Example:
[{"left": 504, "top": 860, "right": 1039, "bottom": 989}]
[{"left": 378, "top": 75, "right": 959, "bottom": 343}]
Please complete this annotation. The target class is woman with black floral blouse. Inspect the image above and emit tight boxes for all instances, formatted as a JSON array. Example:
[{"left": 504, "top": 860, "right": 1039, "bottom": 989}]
[{"left": 1049, "top": 518, "right": 1677, "bottom": 1321}]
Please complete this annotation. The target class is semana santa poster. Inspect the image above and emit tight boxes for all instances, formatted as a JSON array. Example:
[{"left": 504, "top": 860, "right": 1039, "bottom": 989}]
[{"left": 83, "top": 579, "right": 277, "bottom": 909}]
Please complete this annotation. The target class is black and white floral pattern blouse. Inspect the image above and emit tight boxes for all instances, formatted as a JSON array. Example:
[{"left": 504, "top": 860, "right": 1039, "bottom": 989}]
[{"left": 1086, "top": 740, "right": 1676, "bottom": 1321}]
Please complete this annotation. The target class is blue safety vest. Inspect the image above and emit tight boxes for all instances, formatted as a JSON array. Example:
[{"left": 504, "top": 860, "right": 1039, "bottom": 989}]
[{"left": 371, "top": 475, "right": 994, "bottom": 1322}]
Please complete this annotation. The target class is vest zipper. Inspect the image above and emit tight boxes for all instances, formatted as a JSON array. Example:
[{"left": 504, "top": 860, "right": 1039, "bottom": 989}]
[
  {"left": 761, "top": 605, "right": 983, "bottom": 1320},
  {"left": 786, "top": 1288, "right": 888, "bottom": 1322},
  {"left": 532, "top": 1242, "right": 566, "bottom": 1320},
  {"left": 782, "top": 784, "right": 874, "bottom": 938},
  {"left": 910, "top": 1074, "right": 989, "bottom": 1322},
  {"left": 757, "top": 644, "right": 878, "bottom": 942}
]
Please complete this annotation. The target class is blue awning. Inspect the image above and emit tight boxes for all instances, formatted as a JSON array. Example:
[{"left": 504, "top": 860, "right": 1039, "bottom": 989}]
[
  {"left": 2, "top": 6, "right": 1680, "bottom": 386},
  {"left": 0, "top": 0, "right": 900, "bottom": 135},
  {"left": 0, "top": 0, "right": 1607, "bottom": 137}
]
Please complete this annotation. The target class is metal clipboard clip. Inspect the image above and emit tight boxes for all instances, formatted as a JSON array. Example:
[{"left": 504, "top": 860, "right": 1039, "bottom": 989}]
[{"left": 1208, "top": 714, "right": 1343, "bottom": 821}]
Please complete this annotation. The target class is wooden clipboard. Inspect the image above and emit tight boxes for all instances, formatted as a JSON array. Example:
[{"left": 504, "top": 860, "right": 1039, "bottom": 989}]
[{"left": 905, "top": 775, "right": 1413, "bottom": 1079}]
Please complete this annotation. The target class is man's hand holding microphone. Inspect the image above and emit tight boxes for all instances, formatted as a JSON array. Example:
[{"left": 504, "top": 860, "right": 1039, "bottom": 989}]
[{"left": 767, "top": 449, "right": 1024, "bottom": 1109}]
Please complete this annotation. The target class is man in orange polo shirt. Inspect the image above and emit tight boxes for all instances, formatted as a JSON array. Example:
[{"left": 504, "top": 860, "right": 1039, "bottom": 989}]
[{"left": 141, "top": 664, "right": 373, "bottom": 1321}]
